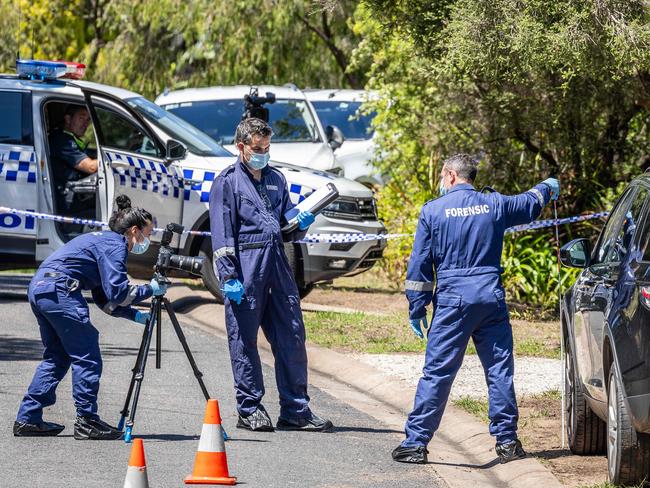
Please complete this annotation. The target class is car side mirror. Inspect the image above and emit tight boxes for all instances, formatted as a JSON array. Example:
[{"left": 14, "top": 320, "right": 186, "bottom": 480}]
[
  {"left": 165, "top": 139, "right": 187, "bottom": 163},
  {"left": 560, "top": 238, "right": 592, "bottom": 268},
  {"left": 325, "top": 125, "right": 345, "bottom": 150}
]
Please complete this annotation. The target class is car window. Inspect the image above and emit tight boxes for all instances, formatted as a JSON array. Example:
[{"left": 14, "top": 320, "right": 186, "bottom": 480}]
[
  {"left": 596, "top": 187, "right": 646, "bottom": 264},
  {"left": 163, "top": 98, "right": 321, "bottom": 144},
  {"left": 0, "top": 91, "right": 33, "bottom": 145},
  {"left": 127, "top": 97, "right": 232, "bottom": 157},
  {"left": 310, "top": 101, "right": 375, "bottom": 140},
  {"left": 635, "top": 190, "right": 650, "bottom": 262},
  {"left": 95, "top": 105, "right": 161, "bottom": 158}
]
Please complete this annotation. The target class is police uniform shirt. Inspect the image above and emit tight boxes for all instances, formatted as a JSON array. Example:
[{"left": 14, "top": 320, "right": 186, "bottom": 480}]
[{"left": 49, "top": 129, "right": 90, "bottom": 187}]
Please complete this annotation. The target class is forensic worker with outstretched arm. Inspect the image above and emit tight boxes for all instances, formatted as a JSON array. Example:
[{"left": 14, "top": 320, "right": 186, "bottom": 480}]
[
  {"left": 209, "top": 117, "right": 333, "bottom": 432},
  {"left": 392, "top": 154, "right": 559, "bottom": 464},
  {"left": 14, "top": 195, "right": 167, "bottom": 440}
]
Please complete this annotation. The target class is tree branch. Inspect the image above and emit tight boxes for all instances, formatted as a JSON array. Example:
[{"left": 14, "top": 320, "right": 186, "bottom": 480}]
[
  {"left": 512, "top": 128, "right": 559, "bottom": 171},
  {"left": 298, "top": 12, "right": 362, "bottom": 88}
]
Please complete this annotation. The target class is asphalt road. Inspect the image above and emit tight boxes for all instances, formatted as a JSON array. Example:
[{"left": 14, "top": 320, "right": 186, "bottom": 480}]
[{"left": 0, "top": 295, "right": 444, "bottom": 488}]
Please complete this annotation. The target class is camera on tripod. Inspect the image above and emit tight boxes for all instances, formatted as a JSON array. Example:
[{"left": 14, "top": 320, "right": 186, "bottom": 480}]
[
  {"left": 155, "top": 222, "right": 203, "bottom": 278},
  {"left": 242, "top": 86, "right": 276, "bottom": 122},
  {"left": 119, "top": 221, "right": 214, "bottom": 442}
]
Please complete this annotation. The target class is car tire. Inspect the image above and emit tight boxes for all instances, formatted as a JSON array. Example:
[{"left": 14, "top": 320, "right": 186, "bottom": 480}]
[
  {"left": 283, "top": 243, "right": 313, "bottom": 299},
  {"left": 565, "top": 335, "right": 607, "bottom": 454},
  {"left": 201, "top": 239, "right": 312, "bottom": 302},
  {"left": 607, "top": 363, "right": 650, "bottom": 486},
  {"left": 199, "top": 239, "right": 224, "bottom": 304}
]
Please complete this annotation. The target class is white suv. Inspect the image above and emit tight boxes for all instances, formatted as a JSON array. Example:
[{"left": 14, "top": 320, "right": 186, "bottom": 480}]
[
  {"left": 0, "top": 62, "right": 386, "bottom": 299},
  {"left": 305, "top": 89, "right": 382, "bottom": 187},
  {"left": 155, "top": 85, "right": 348, "bottom": 174}
]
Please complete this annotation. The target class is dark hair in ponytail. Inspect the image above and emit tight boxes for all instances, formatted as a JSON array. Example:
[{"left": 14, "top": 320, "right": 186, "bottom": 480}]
[{"left": 108, "top": 195, "right": 153, "bottom": 234}]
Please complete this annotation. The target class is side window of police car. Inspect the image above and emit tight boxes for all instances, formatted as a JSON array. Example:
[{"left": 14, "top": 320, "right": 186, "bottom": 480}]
[
  {"left": 95, "top": 106, "right": 160, "bottom": 157},
  {"left": 0, "top": 91, "right": 32, "bottom": 145},
  {"left": 596, "top": 188, "right": 648, "bottom": 265}
]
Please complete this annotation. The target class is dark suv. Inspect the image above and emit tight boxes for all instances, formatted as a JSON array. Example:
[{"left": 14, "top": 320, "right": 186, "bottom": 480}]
[{"left": 561, "top": 174, "right": 650, "bottom": 486}]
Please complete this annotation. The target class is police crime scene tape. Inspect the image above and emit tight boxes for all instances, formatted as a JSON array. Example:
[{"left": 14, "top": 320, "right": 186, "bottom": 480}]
[{"left": 0, "top": 206, "right": 609, "bottom": 244}]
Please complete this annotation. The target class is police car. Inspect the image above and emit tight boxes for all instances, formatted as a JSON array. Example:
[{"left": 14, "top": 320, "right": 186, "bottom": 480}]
[{"left": 0, "top": 60, "right": 386, "bottom": 299}]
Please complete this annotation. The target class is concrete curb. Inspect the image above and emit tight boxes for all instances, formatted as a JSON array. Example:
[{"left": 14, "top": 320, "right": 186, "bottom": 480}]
[{"left": 167, "top": 285, "right": 564, "bottom": 488}]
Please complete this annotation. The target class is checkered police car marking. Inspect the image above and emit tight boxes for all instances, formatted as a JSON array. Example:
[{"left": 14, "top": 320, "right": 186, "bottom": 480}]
[
  {"left": 0, "top": 150, "right": 37, "bottom": 184},
  {"left": 182, "top": 168, "right": 215, "bottom": 203},
  {"left": 105, "top": 151, "right": 183, "bottom": 198},
  {"left": 180, "top": 168, "right": 315, "bottom": 205},
  {"left": 0, "top": 149, "right": 38, "bottom": 234},
  {"left": 289, "top": 183, "right": 312, "bottom": 204}
]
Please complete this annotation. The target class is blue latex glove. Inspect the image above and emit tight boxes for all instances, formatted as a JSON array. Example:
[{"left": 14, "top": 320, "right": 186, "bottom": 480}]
[
  {"left": 150, "top": 278, "right": 167, "bottom": 296},
  {"left": 297, "top": 211, "right": 315, "bottom": 231},
  {"left": 222, "top": 279, "right": 244, "bottom": 304},
  {"left": 410, "top": 317, "right": 429, "bottom": 339},
  {"left": 135, "top": 311, "right": 150, "bottom": 325},
  {"left": 542, "top": 178, "right": 560, "bottom": 201}
]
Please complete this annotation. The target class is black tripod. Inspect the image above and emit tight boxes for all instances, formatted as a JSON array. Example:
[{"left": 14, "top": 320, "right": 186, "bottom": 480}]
[{"left": 118, "top": 278, "right": 214, "bottom": 443}]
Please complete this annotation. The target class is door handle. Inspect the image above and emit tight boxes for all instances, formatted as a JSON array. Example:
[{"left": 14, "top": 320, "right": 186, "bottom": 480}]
[
  {"left": 183, "top": 178, "right": 203, "bottom": 186},
  {"left": 110, "top": 160, "right": 131, "bottom": 170}
]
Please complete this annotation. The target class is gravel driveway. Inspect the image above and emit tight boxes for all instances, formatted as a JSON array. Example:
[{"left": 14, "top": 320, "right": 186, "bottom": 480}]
[{"left": 353, "top": 353, "right": 562, "bottom": 400}]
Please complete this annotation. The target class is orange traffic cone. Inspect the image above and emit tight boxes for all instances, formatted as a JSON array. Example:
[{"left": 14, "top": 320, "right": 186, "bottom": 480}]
[
  {"left": 123, "top": 438, "right": 149, "bottom": 488},
  {"left": 185, "top": 399, "right": 236, "bottom": 485}
]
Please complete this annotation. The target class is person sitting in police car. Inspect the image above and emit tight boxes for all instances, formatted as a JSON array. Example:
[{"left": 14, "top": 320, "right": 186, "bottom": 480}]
[
  {"left": 14, "top": 195, "right": 166, "bottom": 440},
  {"left": 49, "top": 105, "right": 98, "bottom": 212}
]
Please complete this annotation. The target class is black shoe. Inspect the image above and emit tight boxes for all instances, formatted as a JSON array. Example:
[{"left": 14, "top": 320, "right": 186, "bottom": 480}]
[
  {"left": 495, "top": 439, "right": 527, "bottom": 463},
  {"left": 13, "top": 420, "right": 65, "bottom": 437},
  {"left": 392, "top": 445, "right": 428, "bottom": 464},
  {"left": 276, "top": 412, "right": 333, "bottom": 432},
  {"left": 74, "top": 416, "right": 122, "bottom": 440},
  {"left": 237, "top": 405, "right": 275, "bottom": 432}
]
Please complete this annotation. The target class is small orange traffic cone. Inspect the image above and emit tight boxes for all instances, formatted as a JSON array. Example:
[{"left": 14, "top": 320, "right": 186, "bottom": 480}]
[
  {"left": 123, "top": 438, "right": 149, "bottom": 488},
  {"left": 185, "top": 399, "right": 236, "bottom": 485}
]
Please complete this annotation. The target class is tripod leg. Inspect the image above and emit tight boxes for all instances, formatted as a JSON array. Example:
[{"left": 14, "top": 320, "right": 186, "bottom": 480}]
[
  {"left": 123, "top": 298, "right": 159, "bottom": 443},
  {"left": 163, "top": 297, "right": 211, "bottom": 399},
  {"left": 162, "top": 298, "right": 230, "bottom": 440},
  {"left": 118, "top": 299, "right": 157, "bottom": 431}
]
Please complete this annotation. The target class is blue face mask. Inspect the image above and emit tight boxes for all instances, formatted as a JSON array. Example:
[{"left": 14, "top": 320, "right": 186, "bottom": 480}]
[
  {"left": 131, "top": 230, "right": 150, "bottom": 255},
  {"left": 247, "top": 151, "right": 270, "bottom": 170},
  {"left": 439, "top": 179, "right": 447, "bottom": 197}
]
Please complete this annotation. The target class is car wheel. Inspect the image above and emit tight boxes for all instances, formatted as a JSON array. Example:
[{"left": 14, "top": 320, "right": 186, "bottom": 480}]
[
  {"left": 607, "top": 363, "right": 650, "bottom": 485},
  {"left": 565, "top": 335, "right": 606, "bottom": 454},
  {"left": 283, "top": 243, "right": 314, "bottom": 299},
  {"left": 199, "top": 239, "right": 224, "bottom": 304}
]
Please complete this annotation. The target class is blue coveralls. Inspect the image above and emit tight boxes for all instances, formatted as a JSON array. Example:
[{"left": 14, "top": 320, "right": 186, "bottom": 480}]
[
  {"left": 16, "top": 231, "right": 152, "bottom": 423},
  {"left": 402, "top": 182, "right": 552, "bottom": 447},
  {"left": 209, "top": 159, "right": 310, "bottom": 419}
]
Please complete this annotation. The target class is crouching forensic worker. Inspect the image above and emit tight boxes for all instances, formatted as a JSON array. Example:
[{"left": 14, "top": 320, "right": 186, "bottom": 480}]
[
  {"left": 392, "top": 154, "right": 559, "bottom": 464},
  {"left": 209, "top": 117, "right": 333, "bottom": 432},
  {"left": 14, "top": 195, "right": 167, "bottom": 440}
]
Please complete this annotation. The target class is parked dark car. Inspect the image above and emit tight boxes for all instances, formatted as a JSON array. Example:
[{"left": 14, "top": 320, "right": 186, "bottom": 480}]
[{"left": 561, "top": 174, "right": 650, "bottom": 486}]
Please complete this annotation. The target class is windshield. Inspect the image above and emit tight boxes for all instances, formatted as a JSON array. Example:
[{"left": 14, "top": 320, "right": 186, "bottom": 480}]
[
  {"left": 162, "top": 98, "right": 321, "bottom": 144},
  {"left": 127, "top": 97, "right": 232, "bottom": 157},
  {"left": 310, "top": 101, "right": 375, "bottom": 140}
]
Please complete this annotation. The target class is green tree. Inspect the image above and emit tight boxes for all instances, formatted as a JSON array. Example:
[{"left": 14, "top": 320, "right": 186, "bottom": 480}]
[{"left": 1, "top": 0, "right": 367, "bottom": 99}]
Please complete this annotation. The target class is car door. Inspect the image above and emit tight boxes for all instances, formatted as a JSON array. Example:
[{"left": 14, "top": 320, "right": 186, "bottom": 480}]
[
  {"left": 574, "top": 186, "right": 641, "bottom": 401},
  {"left": 81, "top": 89, "right": 184, "bottom": 249},
  {"left": 0, "top": 89, "right": 38, "bottom": 254}
]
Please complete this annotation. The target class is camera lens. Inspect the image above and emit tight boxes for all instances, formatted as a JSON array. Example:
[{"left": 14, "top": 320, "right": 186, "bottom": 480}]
[{"left": 168, "top": 254, "right": 204, "bottom": 275}]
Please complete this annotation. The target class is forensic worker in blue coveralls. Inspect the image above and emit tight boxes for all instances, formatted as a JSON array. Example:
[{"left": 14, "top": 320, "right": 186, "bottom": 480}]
[
  {"left": 209, "top": 117, "right": 333, "bottom": 432},
  {"left": 14, "top": 195, "right": 167, "bottom": 440},
  {"left": 392, "top": 154, "right": 559, "bottom": 464}
]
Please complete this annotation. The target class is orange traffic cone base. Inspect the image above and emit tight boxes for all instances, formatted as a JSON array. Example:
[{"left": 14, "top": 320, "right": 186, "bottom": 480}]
[{"left": 184, "top": 474, "right": 236, "bottom": 485}]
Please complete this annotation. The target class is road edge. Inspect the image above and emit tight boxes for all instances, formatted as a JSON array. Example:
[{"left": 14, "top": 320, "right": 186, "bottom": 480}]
[{"left": 173, "top": 286, "right": 564, "bottom": 488}]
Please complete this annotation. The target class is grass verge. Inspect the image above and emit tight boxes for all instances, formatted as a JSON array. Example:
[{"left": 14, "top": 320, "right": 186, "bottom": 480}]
[{"left": 304, "top": 309, "right": 560, "bottom": 358}]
